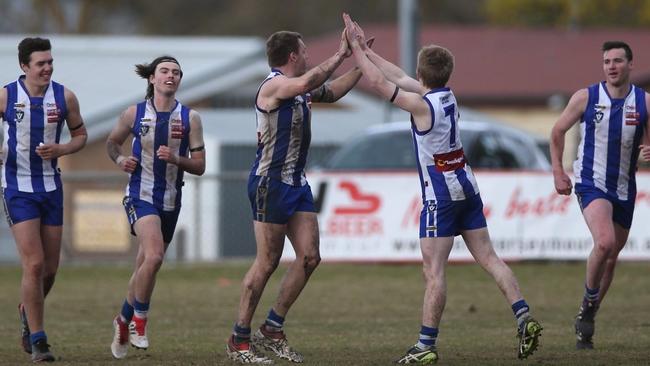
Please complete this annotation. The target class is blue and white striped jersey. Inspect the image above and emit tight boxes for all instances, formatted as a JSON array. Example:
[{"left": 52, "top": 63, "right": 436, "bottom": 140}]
[
  {"left": 412, "top": 87, "right": 480, "bottom": 202},
  {"left": 250, "top": 69, "right": 311, "bottom": 187},
  {"left": 573, "top": 82, "right": 647, "bottom": 201},
  {"left": 2, "top": 76, "right": 67, "bottom": 192},
  {"left": 127, "top": 99, "right": 191, "bottom": 211}
]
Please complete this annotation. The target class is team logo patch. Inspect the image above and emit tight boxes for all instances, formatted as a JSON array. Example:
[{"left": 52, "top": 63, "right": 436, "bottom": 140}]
[
  {"left": 14, "top": 109, "right": 24, "bottom": 123},
  {"left": 14, "top": 103, "right": 25, "bottom": 123},
  {"left": 139, "top": 123, "right": 150, "bottom": 136},
  {"left": 594, "top": 110, "right": 604, "bottom": 123}
]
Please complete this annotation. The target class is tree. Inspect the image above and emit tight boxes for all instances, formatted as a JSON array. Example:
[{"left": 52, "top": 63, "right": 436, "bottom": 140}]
[{"left": 486, "top": 0, "right": 650, "bottom": 28}]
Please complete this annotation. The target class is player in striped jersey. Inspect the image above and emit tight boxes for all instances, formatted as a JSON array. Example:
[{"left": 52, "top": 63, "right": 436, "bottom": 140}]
[
  {"left": 0, "top": 37, "right": 87, "bottom": 362},
  {"left": 344, "top": 14, "right": 542, "bottom": 364},
  {"left": 227, "top": 29, "right": 366, "bottom": 364},
  {"left": 551, "top": 41, "right": 650, "bottom": 350},
  {"left": 106, "top": 56, "right": 205, "bottom": 359}
]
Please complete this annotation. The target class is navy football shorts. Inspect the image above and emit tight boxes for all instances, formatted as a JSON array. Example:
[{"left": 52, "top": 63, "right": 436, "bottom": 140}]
[
  {"left": 2, "top": 187, "right": 63, "bottom": 226},
  {"left": 419, "top": 193, "right": 487, "bottom": 238},
  {"left": 122, "top": 196, "right": 180, "bottom": 243},
  {"left": 248, "top": 175, "right": 315, "bottom": 224},
  {"left": 575, "top": 183, "right": 634, "bottom": 229}
]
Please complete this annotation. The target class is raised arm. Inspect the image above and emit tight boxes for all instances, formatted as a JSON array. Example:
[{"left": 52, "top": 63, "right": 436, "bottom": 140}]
[
  {"left": 344, "top": 13, "right": 430, "bottom": 129},
  {"left": 550, "top": 88, "right": 587, "bottom": 195},
  {"left": 310, "top": 67, "right": 361, "bottom": 103},
  {"left": 106, "top": 106, "right": 139, "bottom": 173},
  {"left": 259, "top": 31, "right": 349, "bottom": 108},
  {"left": 365, "top": 47, "right": 425, "bottom": 94},
  {"left": 311, "top": 36, "right": 376, "bottom": 103},
  {"left": 156, "top": 110, "right": 205, "bottom": 176}
]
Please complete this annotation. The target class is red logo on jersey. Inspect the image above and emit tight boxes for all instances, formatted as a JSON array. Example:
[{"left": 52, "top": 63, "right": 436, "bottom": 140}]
[
  {"left": 171, "top": 119, "right": 184, "bottom": 139},
  {"left": 625, "top": 112, "right": 640, "bottom": 125},
  {"left": 433, "top": 148, "right": 465, "bottom": 172},
  {"left": 46, "top": 107, "right": 60, "bottom": 123}
]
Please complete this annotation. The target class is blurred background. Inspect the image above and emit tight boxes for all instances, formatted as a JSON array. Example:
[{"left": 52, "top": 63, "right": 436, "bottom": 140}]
[{"left": 2, "top": 0, "right": 650, "bottom": 263}]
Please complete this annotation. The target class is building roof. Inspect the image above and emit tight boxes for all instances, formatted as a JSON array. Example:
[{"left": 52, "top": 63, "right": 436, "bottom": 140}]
[
  {"left": 0, "top": 35, "right": 266, "bottom": 141},
  {"left": 306, "top": 25, "right": 650, "bottom": 105}
]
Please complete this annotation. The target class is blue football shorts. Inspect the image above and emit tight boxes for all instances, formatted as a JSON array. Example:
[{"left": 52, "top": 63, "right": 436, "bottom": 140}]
[
  {"left": 419, "top": 193, "right": 487, "bottom": 238},
  {"left": 2, "top": 187, "right": 63, "bottom": 226},
  {"left": 574, "top": 183, "right": 634, "bottom": 229},
  {"left": 122, "top": 196, "right": 181, "bottom": 243},
  {"left": 248, "top": 175, "right": 315, "bottom": 224}
]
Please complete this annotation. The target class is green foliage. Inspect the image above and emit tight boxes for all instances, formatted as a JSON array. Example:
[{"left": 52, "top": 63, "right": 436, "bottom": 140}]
[
  {"left": 0, "top": 262, "right": 649, "bottom": 365},
  {"left": 486, "top": 0, "right": 650, "bottom": 28},
  {"left": 486, "top": 0, "right": 571, "bottom": 27}
]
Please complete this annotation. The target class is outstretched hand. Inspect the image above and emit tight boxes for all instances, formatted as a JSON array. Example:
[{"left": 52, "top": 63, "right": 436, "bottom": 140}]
[
  {"left": 339, "top": 29, "right": 352, "bottom": 58},
  {"left": 343, "top": 13, "right": 372, "bottom": 51}
]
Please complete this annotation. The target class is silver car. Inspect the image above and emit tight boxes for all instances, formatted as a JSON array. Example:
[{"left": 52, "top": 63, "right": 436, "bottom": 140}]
[{"left": 320, "top": 118, "right": 551, "bottom": 171}]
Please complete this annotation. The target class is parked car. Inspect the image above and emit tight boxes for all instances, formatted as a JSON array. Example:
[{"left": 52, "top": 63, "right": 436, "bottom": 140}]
[{"left": 318, "top": 118, "right": 551, "bottom": 171}]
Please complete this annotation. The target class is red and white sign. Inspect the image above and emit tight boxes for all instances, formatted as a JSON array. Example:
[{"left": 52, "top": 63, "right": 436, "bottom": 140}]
[{"left": 282, "top": 171, "right": 650, "bottom": 262}]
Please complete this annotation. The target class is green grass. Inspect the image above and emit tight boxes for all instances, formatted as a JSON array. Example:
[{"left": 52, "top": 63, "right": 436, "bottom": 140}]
[{"left": 1, "top": 261, "right": 649, "bottom": 365}]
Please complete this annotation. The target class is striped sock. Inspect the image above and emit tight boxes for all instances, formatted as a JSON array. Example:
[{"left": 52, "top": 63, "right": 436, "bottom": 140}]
[
  {"left": 120, "top": 299, "right": 134, "bottom": 323},
  {"left": 264, "top": 308, "right": 285, "bottom": 332},
  {"left": 583, "top": 285, "right": 599, "bottom": 305},
  {"left": 415, "top": 325, "right": 438, "bottom": 350},
  {"left": 133, "top": 299, "right": 149, "bottom": 319},
  {"left": 233, "top": 324, "right": 251, "bottom": 343},
  {"left": 511, "top": 299, "right": 530, "bottom": 329}
]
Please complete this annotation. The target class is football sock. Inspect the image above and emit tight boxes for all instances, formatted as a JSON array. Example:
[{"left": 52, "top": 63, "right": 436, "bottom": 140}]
[
  {"left": 511, "top": 299, "right": 530, "bottom": 329},
  {"left": 583, "top": 284, "right": 599, "bottom": 305},
  {"left": 415, "top": 325, "right": 438, "bottom": 350},
  {"left": 30, "top": 330, "right": 47, "bottom": 345},
  {"left": 264, "top": 308, "right": 284, "bottom": 333},
  {"left": 133, "top": 299, "right": 149, "bottom": 319},
  {"left": 120, "top": 299, "right": 134, "bottom": 323},
  {"left": 233, "top": 324, "right": 251, "bottom": 343}
]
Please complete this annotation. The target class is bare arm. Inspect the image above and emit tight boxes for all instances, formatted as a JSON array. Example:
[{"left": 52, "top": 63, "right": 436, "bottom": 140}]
[
  {"left": 35, "top": 88, "right": 87, "bottom": 160},
  {"left": 0, "top": 87, "right": 6, "bottom": 120},
  {"left": 156, "top": 110, "right": 205, "bottom": 176},
  {"left": 365, "top": 47, "right": 425, "bottom": 94},
  {"left": 550, "top": 89, "right": 587, "bottom": 195},
  {"left": 310, "top": 67, "right": 361, "bottom": 103},
  {"left": 311, "top": 37, "right": 375, "bottom": 103},
  {"left": 106, "top": 106, "right": 139, "bottom": 173},
  {"left": 344, "top": 13, "right": 430, "bottom": 129},
  {"left": 640, "top": 92, "right": 650, "bottom": 162},
  {"left": 258, "top": 30, "right": 349, "bottom": 110}
]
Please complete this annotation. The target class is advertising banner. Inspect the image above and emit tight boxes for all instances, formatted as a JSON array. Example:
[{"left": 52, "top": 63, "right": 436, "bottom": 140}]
[{"left": 282, "top": 172, "right": 650, "bottom": 262}]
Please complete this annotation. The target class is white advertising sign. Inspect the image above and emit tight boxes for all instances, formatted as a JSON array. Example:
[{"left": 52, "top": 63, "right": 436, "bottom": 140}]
[{"left": 282, "top": 171, "right": 650, "bottom": 262}]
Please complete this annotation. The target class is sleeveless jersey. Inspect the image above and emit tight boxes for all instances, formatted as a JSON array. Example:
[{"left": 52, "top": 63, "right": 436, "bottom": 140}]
[
  {"left": 412, "top": 87, "right": 480, "bottom": 202},
  {"left": 250, "top": 69, "right": 311, "bottom": 186},
  {"left": 2, "top": 76, "right": 67, "bottom": 192},
  {"left": 573, "top": 82, "right": 647, "bottom": 201},
  {"left": 127, "top": 99, "right": 191, "bottom": 211}
]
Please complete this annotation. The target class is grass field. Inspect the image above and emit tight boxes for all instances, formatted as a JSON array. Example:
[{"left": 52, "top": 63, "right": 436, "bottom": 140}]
[{"left": 1, "top": 261, "right": 649, "bottom": 365}]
